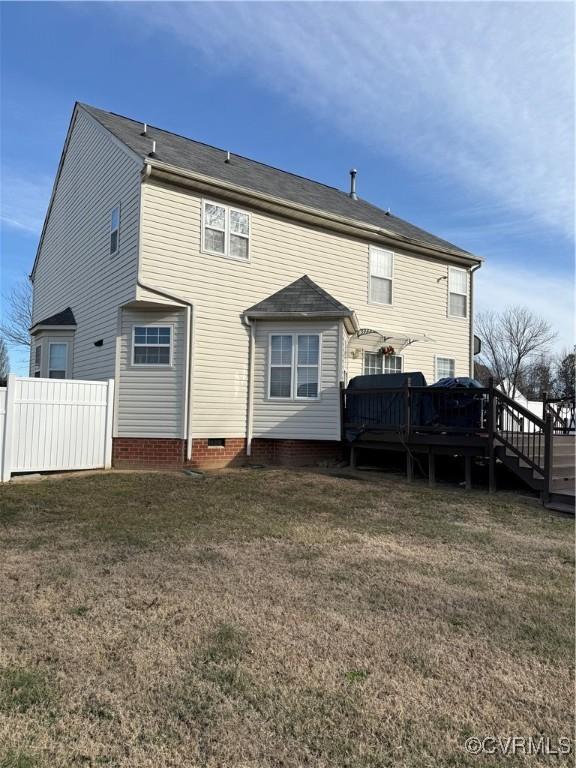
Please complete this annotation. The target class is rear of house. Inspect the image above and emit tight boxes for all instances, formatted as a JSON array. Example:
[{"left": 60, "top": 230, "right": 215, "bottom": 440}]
[{"left": 30, "top": 103, "right": 481, "bottom": 469}]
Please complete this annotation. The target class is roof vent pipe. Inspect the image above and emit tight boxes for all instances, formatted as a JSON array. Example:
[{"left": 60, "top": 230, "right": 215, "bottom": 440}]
[
  {"left": 349, "top": 169, "right": 358, "bottom": 200},
  {"left": 225, "top": 151, "right": 231, "bottom": 164},
  {"left": 148, "top": 140, "right": 157, "bottom": 158},
  {"left": 141, "top": 122, "right": 148, "bottom": 136}
]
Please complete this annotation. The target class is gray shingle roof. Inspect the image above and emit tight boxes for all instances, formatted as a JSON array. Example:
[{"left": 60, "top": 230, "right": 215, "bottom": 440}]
[
  {"left": 245, "top": 275, "right": 352, "bottom": 317},
  {"left": 80, "top": 103, "right": 472, "bottom": 258},
  {"left": 32, "top": 307, "right": 76, "bottom": 329}
]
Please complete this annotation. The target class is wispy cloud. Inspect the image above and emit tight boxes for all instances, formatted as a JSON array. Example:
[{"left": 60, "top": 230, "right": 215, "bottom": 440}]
[
  {"left": 122, "top": 2, "right": 574, "bottom": 240},
  {"left": 475, "top": 261, "right": 574, "bottom": 352},
  {"left": 1, "top": 171, "right": 52, "bottom": 235}
]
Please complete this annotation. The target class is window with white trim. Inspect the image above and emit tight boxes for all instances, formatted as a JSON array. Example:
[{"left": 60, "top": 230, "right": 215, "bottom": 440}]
[
  {"left": 369, "top": 247, "right": 393, "bottom": 304},
  {"left": 436, "top": 357, "right": 455, "bottom": 379},
  {"left": 34, "top": 344, "right": 42, "bottom": 377},
  {"left": 132, "top": 326, "right": 172, "bottom": 366},
  {"left": 363, "top": 352, "right": 403, "bottom": 375},
  {"left": 110, "top": 205, "right": 120, "bottom": 255},
  {"left": 202, "top": 200, "right": 250, "bottom": 260},
  {"left": 48, "top": 343, "right": 68, "bottom": 379},
  {"left": 448, "top": 267, "right": 468, "bottom": 318},
  {"left": 269, "top": 334, "right": 320, "bottom": 399}
]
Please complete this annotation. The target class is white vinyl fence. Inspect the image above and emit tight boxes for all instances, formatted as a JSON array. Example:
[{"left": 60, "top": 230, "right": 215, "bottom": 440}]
[{"left": 1, "top": 375, "right": 114, "bottom": 482}]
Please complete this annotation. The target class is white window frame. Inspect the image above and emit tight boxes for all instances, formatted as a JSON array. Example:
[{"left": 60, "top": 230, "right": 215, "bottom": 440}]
[
  {"left": 201, "top": 199, "right": 251, "bottom": 262},
  {"left": 110, "top": 204, "right": 121, "bottom": 256},
  {"left": 34, "top": 343, "right": 42, "bottom": 377},
  {"left": 363, "top": 351, "right": 403, "bottom": 375},
  {"left": 131, "top": 325, "right": 173, "bottom": 367},
  {"left": 368, "top": 246, "right": 394, "bottom": 306},
  {"left": 447, "top": 266, "right": 468, "bottom": 319},
  {"left": 268, "top": 333, "right": 322, "bottom": 401},
  {"left": 48, "top": 342, "right": 69, "bottom": 379},
  {"left": 435, "top": 355, "right": 456, "bottom": 380}
]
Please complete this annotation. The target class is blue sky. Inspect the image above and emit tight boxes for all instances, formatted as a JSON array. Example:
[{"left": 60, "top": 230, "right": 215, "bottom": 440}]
[{"left": 1, "top": 1, "right": 574, "bottom": 373}]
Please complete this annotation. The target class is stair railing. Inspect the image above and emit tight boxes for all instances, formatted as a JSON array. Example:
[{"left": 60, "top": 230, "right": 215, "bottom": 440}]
[
  {"left": 542, "top": 392, "right": 575, "bottom": 435},
  {"left": 489, "top": 378, "right": 550, "bottom": 485}
]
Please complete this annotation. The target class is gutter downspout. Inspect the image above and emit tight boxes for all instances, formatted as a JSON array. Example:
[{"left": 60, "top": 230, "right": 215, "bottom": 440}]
[
  {"left": 469, "top": 262, "right": 482, "bottom": 377},
  {"left": 242, "top": 315, "right": 255, "bottom": 456},
  {"left": 137, "top": 163, "right": 195, "bottom": 461}
]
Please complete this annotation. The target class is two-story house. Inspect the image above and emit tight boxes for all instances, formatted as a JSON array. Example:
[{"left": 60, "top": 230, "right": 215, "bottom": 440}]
[{"left": 30, "top": 103, "right": 482, "bottom": 468}]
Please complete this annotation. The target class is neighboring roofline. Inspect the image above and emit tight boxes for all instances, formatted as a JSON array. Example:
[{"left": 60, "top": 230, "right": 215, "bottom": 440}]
[
  {"left": 145, "top": 160, "right": 483, "bottom": 266},
  {"left": 30, "top": 103, "right": 142, "bottom": 281}
]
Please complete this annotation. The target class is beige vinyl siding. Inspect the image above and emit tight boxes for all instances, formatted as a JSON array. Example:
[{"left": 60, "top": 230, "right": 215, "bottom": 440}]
[
  {"left": 31, "top": 107, "right": 141, "bottom": 381},
  {"left": 252, "top": 320, "right": 341, "bottom": 441},
  {"left": 140, "top": 179, "right": 472, "bottom": 438},
  {"left": 117, "top": 306, "right": 186, "bottom": 438}
]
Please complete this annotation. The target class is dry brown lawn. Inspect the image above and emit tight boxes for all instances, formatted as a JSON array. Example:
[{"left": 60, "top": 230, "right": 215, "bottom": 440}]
[{"left": 0, "top": 469, "right": 573, "bottom": 767}]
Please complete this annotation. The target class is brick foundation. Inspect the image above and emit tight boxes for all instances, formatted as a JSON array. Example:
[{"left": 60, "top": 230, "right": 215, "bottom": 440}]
[
  {"left": 112, "top": 437, "right": 185, "bottom": 468},
  {"left": 112, "top": 437, "right": 343, "bottom": 469}
]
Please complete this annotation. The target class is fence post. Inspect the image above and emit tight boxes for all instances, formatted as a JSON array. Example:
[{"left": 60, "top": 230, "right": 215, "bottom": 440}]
[
  {"left": 487, "top": 377, "right": 496, "bottom": 493},
  {"left": 103, "top": 379, "right": 115, "bottom": 469},
  {"left": 1, "top": 374, "right": 16, "bottom": 483},
  {"left": 542, "top": 413, "right": 553, "bottom": 504}
]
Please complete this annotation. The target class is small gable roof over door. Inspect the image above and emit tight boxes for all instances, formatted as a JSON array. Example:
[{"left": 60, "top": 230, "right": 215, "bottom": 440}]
[{"left": 244, "top": 275, "right": 358, "bottom": 331}]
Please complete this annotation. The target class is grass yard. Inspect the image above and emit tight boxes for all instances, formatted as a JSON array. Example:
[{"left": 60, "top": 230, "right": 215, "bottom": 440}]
[{"left": 0, "top": 469, "right": 573, "bottom": 767}]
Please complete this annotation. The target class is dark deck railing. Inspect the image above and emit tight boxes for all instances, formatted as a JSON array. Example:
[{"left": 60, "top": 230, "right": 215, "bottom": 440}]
[
  {"left": 543, "top": 393, "right": 575, "bottom": 435},
  {"left": 341, "top": 378, "right": 557, "bottom": 496}
]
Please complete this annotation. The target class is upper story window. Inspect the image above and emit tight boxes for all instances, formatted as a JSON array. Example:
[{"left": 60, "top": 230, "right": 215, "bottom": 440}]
[
  {"left": 48, "top": 343, "right": 68, "bottom": 379},
  {"left": 132, "top": 326, "right": 172, "bottom": 366},
  {"left": 110, "top": 205, "right": 120, "bottom": 255},
  {"left": 269, "top": 333, "right": 320, "bottom": 400},
  {"left": 363, "top": 352, "right": 403, "bottom": 375},
  {"left": 369, "top": 247, "right": 393, "bottom": 305},
  {"left": 202, "top": 201, "right": 250, "bottom": 261},
  {"left": 436, "top": 356, "right": 455, "bottom": 379},
  {"left": 448, "top": 267, "right": 468, "bottom": 318}
]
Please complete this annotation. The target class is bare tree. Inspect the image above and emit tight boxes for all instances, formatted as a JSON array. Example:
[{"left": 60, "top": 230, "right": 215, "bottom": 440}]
[
  {"left": 556, "top": 348, "right": 575, "bottom": 399},
  {"left": 0, "top": 336, "right": 9, "bottom": 385},
  {"left": 475, "top": 306, "right": 557, "bottom": 397},
  {"left": 1, "top": 279, "right": 32, "bottom": 348}
]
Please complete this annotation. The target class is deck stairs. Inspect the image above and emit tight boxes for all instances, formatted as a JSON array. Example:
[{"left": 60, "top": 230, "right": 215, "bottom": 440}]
[{"left": 495, "top": 434, "right": 575, "bottom": 513}]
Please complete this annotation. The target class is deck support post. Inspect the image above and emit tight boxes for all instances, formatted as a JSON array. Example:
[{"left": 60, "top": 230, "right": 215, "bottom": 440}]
[
  {"left": 464, "top": 455, "right": 472, "bottom": 491},
  {"left": 542, "top": 414, "right": 553, "bottom": 504},
  {"left": 488, "top": 377, "right": 496, "bottom": 494},
  {"left": 350, "top": 445, "right": 357, "bottom": 469},
  {"left": 428, "top": 451, "right": 436, "bottom": 488},
  {"left": 406, "top": 451, "right": 414, "bottom": 483}
]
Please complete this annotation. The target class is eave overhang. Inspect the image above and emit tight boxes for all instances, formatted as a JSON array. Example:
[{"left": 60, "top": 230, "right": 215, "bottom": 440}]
[{"left": 144, "top": 161, "right": 484, "bottom": 268}]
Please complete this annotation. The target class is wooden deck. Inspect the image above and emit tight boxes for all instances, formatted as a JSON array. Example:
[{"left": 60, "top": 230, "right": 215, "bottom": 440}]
[{"left": 341, "top": 381, "right": 575, "bottom": 510}]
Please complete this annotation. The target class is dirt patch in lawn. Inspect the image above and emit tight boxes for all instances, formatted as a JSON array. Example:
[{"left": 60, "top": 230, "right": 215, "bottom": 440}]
[{"left": 0, "top": 469, "right": 573, "bottom": 767}]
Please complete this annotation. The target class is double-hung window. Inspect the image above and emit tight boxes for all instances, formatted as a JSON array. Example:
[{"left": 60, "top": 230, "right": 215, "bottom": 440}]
[
  {"left": 269, "top": 334, "right": 320, "bottom": 399},
  {"left": 436, "top": 356, "right": 455, "bottom": 379},
  {"left": 363, "top": 352, "right": 402, "bottom": 375},
  {"left": 48, "top": 343, "right": 68, "bottom": 379},
  {"left": 369, "top": 247, "right": 393, "bottom": 305},
  {"left": 448, "top": 267, "right": 468, "bottom": 318},
  {"left": 202, "top": 201, "right": 250, "bottom": 260},
  {"left": 132, "top": 326, "right": 172, "bottom": 366},
  {"left": 110, "top": 205, "right": 120, "bottom": 256}
]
